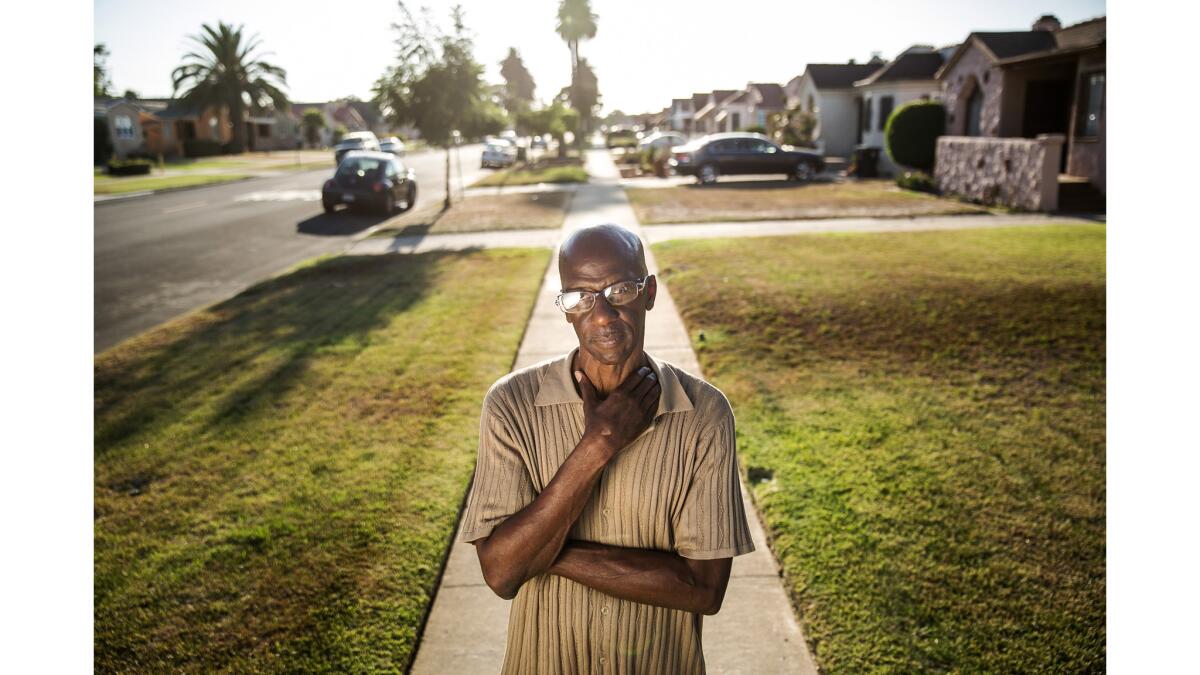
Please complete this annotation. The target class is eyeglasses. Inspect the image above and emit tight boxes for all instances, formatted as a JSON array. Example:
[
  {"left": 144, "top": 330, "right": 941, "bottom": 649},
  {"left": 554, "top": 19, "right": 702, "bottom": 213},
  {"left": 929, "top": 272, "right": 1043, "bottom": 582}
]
[{"left": 555, "top": 276, "right": 650, "bottom": 314}]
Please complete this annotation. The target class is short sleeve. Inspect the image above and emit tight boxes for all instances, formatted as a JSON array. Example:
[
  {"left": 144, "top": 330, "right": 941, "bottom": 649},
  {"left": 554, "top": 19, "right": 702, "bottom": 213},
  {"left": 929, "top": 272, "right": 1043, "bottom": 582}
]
[
  {"left": 673, "top": 400, "right": 756, "bottom": 560},
  {"left": 458, "top": 394, "right": 537, "bottom": 543}
]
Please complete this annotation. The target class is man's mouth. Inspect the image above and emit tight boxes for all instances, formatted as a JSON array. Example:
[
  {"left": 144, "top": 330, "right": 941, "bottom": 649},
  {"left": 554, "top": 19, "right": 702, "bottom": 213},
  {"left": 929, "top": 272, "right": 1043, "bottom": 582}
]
[{"left": 591, "top": 332, "right": 626, "bottom": 346}]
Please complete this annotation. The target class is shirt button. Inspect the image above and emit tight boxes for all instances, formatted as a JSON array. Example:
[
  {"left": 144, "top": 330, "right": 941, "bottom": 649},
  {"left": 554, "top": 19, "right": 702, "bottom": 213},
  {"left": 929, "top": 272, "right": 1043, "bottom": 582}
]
[
  {"left": 601, "top": 606, "right": 610, "bottom": 616},
  {"left": 602, "top": 508, "right": 611, "bottom": 516},
  {"left": 599, "top": 657, "right": 608, "bottom": 665}
]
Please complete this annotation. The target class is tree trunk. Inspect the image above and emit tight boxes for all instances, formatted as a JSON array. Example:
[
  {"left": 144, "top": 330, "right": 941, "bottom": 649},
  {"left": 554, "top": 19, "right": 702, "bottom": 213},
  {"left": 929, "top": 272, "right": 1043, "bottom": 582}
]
[
  {"left": 443, "top": 145, "right": 452, "bottom": 211},
  {"left": 230, "top": 98, "right": 247, "bottom": 154}
]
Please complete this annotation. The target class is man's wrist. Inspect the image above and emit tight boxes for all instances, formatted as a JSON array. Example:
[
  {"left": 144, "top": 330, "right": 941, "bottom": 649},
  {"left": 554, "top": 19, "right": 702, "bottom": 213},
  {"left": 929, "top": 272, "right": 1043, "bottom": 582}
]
[{"left": 578, "top": 431, "right": 619, "bottom": 465}]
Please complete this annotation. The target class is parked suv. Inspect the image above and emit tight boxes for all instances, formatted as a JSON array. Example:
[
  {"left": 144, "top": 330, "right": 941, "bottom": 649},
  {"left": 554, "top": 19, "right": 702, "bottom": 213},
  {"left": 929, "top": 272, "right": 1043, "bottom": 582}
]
[
  {"left": 333, "top": 131, "right": 381, "bottom": 164},
  {"left": 669, "top": 132, "right": 825, "bottom": 184}
]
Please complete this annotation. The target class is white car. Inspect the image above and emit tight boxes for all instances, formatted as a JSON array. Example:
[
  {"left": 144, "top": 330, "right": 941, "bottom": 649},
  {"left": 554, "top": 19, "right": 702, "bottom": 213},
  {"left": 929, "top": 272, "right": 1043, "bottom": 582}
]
[
  {"left": 379, "top": 136, "right": 406, "bottom": 156},
  {"left": 638, "top": 131, "right": 687, "bottom": 153},
  {"left": 481, "top": 141, "right": 517, "bottom": 168},
  {"left": 334, "top": 131, "right": 380, "bottom": 164}
]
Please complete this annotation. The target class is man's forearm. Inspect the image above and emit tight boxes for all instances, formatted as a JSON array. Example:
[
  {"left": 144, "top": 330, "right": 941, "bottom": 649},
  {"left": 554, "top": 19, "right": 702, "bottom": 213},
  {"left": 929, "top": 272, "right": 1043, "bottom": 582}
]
[
  {"left": 547, "top": 541, "right": 722, "bottom": 615},
  {"left": 475, "top": 435, "right": 613, "bottom": 598}
]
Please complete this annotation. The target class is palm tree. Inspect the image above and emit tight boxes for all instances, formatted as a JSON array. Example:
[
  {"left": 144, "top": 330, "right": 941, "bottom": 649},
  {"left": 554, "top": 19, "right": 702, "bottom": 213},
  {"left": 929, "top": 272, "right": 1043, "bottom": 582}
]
[
  {"left": 555, "top": 0, "right": 597, "bottom": 81},
  {"left": 171, "top": 22, "right": 289, "bottom": 154}
]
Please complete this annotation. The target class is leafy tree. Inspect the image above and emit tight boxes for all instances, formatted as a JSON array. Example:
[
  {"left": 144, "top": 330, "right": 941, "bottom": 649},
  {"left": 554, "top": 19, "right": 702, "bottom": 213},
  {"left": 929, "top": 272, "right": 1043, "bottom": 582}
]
[
  {"left": 332, "top": 125, "right": 349, "bottom": 144},
  {"left": 301, "top": 108, "right": 327, "bottom": 147},
  {"left": 122, "top": 89, "right": 140, "bottom": 101},
  {"left": 773, "top": 106, "right": 818, "bottom": 147},
  {"left": 94, "top": 43, "right": 112, "bottom": 97},
  {"left": 171, "top": 22, "right": 290, "bottom": 154},
  {"left": 556, "top": 0, "right": 598, "bottom": 147},
  {"left": 520, "top": 101, "right": 578, "bottom": 154},
  {"left": 555, "top": 0, "right": 597, "bottom": 78},
  {"left": 374, "top": 3, "right": 491, "bottom": 209},
  {"left": 568, "top": 57, "right": 599, "bottom": 144},
  {"left": 499, "top": 47, "right": 536, "bottom": 118}
]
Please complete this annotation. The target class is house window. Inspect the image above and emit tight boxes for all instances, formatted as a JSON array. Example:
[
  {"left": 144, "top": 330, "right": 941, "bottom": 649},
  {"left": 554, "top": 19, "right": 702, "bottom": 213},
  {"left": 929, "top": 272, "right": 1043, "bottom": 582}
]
[
  {"left": 731, "top": 112, "right": 741, "bottom": 130},
  {"left": 878, "top": 96, "right": 894, "bottom": 131},
  {"left": 807, "top": 95, "right": 814, "bottom": 112},
  {"left": 114, "top": 115, "right": 135, "bottom": 139},
  {"left": 863, "top": 98, "right": 872, "bottom": 132},
  {"left": 1077, "top": 71, "right": 1104, "bottom": 137},
  {"left": 257, "top": 123, "right": 272, "bottom": 138}
]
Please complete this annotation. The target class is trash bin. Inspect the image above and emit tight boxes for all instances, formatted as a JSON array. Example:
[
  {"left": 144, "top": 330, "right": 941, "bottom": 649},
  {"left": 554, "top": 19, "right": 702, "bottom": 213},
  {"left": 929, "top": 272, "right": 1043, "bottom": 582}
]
[
  {"left": 517, "top": 146, "right": 528, "bottom": 163},
  {"left": 852, "top": 145, "right": 880, "bottom": 178}
]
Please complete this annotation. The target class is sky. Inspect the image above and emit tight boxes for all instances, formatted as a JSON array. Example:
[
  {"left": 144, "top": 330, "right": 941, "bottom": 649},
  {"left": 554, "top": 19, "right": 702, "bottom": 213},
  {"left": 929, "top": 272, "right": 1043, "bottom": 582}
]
[{"left": 94, "top": 0, "right": 1106, "bottom": 114}]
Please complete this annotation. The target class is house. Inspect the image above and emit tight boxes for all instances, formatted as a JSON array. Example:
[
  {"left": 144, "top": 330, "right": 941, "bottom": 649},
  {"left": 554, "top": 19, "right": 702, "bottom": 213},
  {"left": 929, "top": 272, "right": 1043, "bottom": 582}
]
[
  {"left": 667, "top": 98, "right": 695, "bottom": 134},
  {"left": 853, "top": 45, "right": 954, "bottom": 176},
  {"left": 934, "top": 15, "right": 1105, "bottom": 209},
  {"left": 97, "top": 95, "right": 297, "bottom": 159},
  {"left": 784, "top": 58, "right": 885, "bottom": 158},
  {"left": 692, "top": 90, "right": 738, "bottom": 136},
  {"left": 702, "top": 83, "right": 786, "bottom": 135}
]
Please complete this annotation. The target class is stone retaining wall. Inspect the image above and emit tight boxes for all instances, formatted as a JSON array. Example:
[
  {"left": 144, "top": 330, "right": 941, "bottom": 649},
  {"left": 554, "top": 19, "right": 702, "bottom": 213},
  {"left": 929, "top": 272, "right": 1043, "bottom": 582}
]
[{"left": 934, "top": 135, "right": 1064, "bottom": 211}]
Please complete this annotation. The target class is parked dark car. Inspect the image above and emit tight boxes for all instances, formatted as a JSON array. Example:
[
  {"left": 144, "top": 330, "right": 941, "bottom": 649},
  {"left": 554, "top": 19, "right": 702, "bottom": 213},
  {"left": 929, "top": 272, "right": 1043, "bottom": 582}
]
[
  {"left": 669, "top": 132, "right": 825, "bottom": 184},
  {"left": 322, "top": 151, "right": 416, "bottom": 216}
]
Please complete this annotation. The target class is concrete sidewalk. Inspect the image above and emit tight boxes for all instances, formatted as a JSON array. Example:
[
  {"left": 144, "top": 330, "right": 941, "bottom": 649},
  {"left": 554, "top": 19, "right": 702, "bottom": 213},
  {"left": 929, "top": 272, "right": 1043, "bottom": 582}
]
[{"left": 410, "top": 149, "right": 819, "bottom": 674}]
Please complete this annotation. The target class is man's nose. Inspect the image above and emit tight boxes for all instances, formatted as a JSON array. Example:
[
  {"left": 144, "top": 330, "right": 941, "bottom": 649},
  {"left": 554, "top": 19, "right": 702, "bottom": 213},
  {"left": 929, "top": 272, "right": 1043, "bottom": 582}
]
[{"left": 589, "top": 295, "right": 620, "bottom": 323}]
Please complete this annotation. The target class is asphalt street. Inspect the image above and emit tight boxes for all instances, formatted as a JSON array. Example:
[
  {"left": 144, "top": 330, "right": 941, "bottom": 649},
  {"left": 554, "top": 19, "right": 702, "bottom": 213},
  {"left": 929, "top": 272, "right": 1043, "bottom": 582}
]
[{"left": 94, "top": 143, "right": 486, "bottom": 352}]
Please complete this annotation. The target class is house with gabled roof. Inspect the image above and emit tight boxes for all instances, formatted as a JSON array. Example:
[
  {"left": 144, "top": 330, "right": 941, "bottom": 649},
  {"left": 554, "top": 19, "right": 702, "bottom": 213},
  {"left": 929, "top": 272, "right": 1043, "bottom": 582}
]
[
  {"left": 854, "top": 45, "right": 955, "bottom": 175},
  {"left": 934, "top": 14, "right": 1105, "bottom": 206},
  {"left": 693, "top": 90, "right": 739, "bottom": 136},
  {"left": 785, "top": 58, "right": 885, "bottom": 158}
]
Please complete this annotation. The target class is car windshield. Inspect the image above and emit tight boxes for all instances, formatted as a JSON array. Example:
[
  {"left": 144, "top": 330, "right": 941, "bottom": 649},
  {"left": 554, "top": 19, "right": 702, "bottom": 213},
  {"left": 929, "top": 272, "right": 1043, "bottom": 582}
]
[
  {"left": 337, "top": 158, "right": 385, "bottom": 175},
  {"left": 340, "top": 138, "right": 365, "bottom": 147}
]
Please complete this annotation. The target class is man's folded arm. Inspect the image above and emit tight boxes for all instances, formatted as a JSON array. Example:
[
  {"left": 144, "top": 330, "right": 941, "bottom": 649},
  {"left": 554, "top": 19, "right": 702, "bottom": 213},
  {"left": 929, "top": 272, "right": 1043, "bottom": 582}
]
[
  {"left": 546, "top": 540, "right": 733, "bottom": 615},
  {"left": 470, "top": 432, "right": 613, "bottom": 600}
]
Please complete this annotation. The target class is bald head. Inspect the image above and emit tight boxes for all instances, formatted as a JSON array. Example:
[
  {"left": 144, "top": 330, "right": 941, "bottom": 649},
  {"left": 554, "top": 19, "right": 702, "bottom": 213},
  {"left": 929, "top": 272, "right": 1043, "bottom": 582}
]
[{"left": 558, "top": 224, "right": 647, "bottom": 285}]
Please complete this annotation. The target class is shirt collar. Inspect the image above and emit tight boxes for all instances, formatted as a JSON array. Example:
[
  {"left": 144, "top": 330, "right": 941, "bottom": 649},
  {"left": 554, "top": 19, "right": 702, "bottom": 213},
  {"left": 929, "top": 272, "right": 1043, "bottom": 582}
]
[{"left": 534, "top": 346, "right": 694, "bottom": 418}]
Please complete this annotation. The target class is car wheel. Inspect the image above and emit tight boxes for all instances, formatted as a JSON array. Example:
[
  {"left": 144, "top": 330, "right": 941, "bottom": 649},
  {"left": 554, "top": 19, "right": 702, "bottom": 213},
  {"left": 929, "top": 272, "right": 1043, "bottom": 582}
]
[
  {"left": 381, "top": 193, "right": 395, "bottom": 216},
  {"left": 699, "top": 164, "right": 718, "bottom": 185},
  {"left": 323, "top": 201, "right": 335, "bottom": 215},
  {"left": 401, "top": 185, "right": 417, "bottom": 212},
  {"left": 794, "top": 161, "right": 816, "bottom": 182}
]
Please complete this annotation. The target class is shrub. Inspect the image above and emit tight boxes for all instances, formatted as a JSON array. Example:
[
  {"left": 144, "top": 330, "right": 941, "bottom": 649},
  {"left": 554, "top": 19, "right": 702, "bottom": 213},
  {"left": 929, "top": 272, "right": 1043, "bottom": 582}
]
[
  {"left": 184, "top": 138, "right": 224, "bottom": 158},
  {"left": 895, "top": 170, "right": 937, "bottom": 194},
  {"left": 106, "top": 159, "right": 153, "bottom": 176},
  {"left": 743, "top": 124, "right": 768, "bottom": 135},
  {"left": 884, "top": 101, "right": 945, "bottom": 172}
]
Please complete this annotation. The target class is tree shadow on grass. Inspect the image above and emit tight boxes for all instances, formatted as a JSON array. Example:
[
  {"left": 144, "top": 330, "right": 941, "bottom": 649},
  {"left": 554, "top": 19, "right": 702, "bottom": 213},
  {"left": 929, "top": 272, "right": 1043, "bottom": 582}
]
[{"left": 94, "top": 250, "right": 481, "bottom": 457}]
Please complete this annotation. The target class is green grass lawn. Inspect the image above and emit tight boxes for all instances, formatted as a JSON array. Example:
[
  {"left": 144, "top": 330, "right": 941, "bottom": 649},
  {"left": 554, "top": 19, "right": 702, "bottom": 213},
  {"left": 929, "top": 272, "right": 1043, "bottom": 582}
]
[
  {"left": 95, "top": 248, "right": 550, "bottom": 671},
  {"left": 653, "top": 224, "right": 1105, "bottom": 673},
  {"left": 472, "top": 158, "right": 588, "bottom": 187},
  {"left": 94, "top": 173, "right": 253, "bottom": 195},
  {"left": 628, "top": 179, "right": 986, "bottom": 224},
  {"left": 371, "top": 191, "right": 572, "bottom": 239}
]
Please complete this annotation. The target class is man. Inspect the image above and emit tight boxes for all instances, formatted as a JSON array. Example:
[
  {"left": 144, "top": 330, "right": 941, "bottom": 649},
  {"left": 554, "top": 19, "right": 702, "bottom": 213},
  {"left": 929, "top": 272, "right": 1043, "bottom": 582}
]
[{"left": 459, "top": 224, "right": 755, "bottom": 673}]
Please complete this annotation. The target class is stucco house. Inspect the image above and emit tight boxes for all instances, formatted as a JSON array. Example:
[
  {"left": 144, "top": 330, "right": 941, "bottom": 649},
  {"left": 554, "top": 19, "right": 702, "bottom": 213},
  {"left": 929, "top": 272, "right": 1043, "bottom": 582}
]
[
  {"left": 667, "top": 97, "right": 695, "bottom": 134},
  {"left": 854, "top": 45, "right": 954, "bottom": 176},
  {"left": 784, "top": 58, "right": 885, "bottom": 158},
  {"left": 702, "top": 83, "right": 787, "bottom": 134},
  {"left": 934, "top": 15, "right": 1105, "bottom": 210},
  {"left": 692, "top": 90, "right": 738, "bottom": 136},
  {"left": 97, "top": 96, "right": 296, "bottom": 159}
]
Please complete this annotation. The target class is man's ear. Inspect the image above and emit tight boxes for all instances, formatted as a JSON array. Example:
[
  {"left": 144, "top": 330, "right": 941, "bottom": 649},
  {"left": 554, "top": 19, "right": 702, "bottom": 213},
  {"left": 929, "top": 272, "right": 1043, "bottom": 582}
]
[{"left": 644, "top": 275, "right": 657, "bottom": 312}]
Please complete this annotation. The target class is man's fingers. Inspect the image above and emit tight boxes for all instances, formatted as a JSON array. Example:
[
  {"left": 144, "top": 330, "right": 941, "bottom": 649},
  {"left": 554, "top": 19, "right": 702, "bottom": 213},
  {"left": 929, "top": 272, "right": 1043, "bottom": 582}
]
[
  {"left": 576, "top": 370, "right": 597, "bottom": 407},
  {"left": 641, "top": 380, "right": 661, "bottom": 407},
  {"left": 633, "top": 370, "right": 658, "bottom": 399},
  {"left": 619, "top": 366, "right": 652, "bottom": 393}
]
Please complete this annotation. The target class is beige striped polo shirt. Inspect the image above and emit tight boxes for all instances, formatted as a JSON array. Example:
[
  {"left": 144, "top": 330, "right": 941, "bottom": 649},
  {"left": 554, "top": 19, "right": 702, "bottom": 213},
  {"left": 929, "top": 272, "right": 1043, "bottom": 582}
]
[{"left": 460, "top": 347, "right": 755, "bottom": 674}]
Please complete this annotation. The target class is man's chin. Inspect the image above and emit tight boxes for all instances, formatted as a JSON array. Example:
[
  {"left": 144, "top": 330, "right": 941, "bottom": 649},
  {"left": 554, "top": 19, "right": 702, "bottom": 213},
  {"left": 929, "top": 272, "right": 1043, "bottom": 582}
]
[{"left": 583, "top": 341, "right": 633, "bottom": 366}]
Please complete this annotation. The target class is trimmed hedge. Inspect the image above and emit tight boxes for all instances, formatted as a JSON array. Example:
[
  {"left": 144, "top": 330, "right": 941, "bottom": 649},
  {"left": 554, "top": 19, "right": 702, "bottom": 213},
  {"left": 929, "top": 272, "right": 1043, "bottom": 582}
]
[
  {"left": 884, "top": 101, "right": 944, "bottom": 172},
  {"left": 106, "top": 159, "right": 153, "bottom": 176}
]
